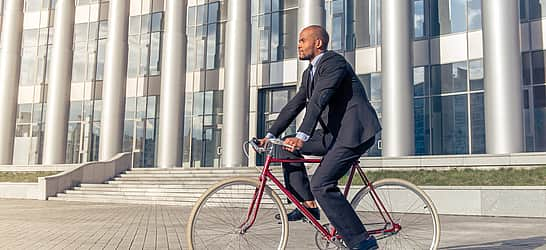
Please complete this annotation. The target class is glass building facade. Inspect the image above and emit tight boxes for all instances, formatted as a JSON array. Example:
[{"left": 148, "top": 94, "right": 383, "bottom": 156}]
[{"left": 1, "top": 0, "right": 545, "bottom": 167}]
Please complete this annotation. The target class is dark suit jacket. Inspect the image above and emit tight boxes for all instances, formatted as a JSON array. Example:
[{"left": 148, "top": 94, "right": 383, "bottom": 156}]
[{"left": 268, "top": 50, "right": 381, "bottom": 147}]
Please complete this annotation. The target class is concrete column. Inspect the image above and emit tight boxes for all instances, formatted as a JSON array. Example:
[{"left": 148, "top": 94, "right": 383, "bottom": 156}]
[
  {"left": 99, "top": 0, "right": 129, "bottom": 161},
  {"left": 297, "top": 0, "right": 325, "bottom": 87},
  {"left": 381, "top": 0, "right": 414, "bottom": 156},
  {"left": 0, "top": 0, "right": 24, "bottom": 164},
  {"left": 157, "top": 0, "right": 187, "bottom": 168},
  {"left": 42, "top": 0, "right": 75, "bottom": 164},
  {"left": 221, "top": 0, "right": 251, "bottom": 167},
  {"left": 482, "top": 0, "right": 523, "bottom": 154}
]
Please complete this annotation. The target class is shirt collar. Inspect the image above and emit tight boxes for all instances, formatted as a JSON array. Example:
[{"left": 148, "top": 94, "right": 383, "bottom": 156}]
[{"left": 310, "top": 51, "right": 326, "bottom": 69}]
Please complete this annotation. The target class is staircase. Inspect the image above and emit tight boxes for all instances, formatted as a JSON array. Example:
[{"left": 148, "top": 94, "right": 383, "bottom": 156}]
[{"left": 49, "top": 167, "right": 283, "bottom": 206}]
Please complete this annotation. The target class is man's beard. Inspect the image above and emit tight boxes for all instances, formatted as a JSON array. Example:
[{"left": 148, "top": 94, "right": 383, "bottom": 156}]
[{"left": 299, "top": 54, "right": 312, "bottom": 60}]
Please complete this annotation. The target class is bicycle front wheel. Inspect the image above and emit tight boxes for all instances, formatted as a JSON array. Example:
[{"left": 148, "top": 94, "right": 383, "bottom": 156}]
[
  {"left": 350, "top": 178, "right": 441, "bottom": 250},
  {"left": 186, "top": 177, "right": 289, "bottom": 250}
]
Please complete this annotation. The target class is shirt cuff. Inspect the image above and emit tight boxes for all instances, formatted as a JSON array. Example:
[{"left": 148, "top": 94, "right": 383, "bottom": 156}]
[
  {"left": 295, "top": 132, "right": 310, "bottom": 142},
  {"left": 265, "top": 133, "right": 276, "bottom": 139}
]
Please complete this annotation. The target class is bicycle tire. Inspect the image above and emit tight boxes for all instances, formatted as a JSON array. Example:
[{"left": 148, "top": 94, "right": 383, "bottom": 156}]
[
  {"left": 350, "top": 178, "right": 441, "bottom": 250},
  {"left": 187, "top": 177, "right": 289, "bottom": 250}
]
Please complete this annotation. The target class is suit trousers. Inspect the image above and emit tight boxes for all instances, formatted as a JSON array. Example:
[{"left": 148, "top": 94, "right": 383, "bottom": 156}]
[{"left": 278, "top": 131, "right": 376, "bottom": 248}]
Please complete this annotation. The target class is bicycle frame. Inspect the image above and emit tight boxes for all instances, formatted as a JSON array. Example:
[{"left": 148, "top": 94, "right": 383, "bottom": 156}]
[{"left": 239, "top": 152, "right": 401, "bottom": 242}]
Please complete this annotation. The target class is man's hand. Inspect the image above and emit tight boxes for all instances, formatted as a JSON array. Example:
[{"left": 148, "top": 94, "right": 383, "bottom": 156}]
[
  {"left": 284, "top": 137, "right": 304, "bottom": 152},
  {"left": 257, "top": 138, "right": 269, "bottom": 147}
]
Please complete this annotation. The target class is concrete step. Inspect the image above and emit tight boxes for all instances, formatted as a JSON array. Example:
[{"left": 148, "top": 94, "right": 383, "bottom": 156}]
[{"left": 55, "top": 167, "right": 288, "bottom": 206}]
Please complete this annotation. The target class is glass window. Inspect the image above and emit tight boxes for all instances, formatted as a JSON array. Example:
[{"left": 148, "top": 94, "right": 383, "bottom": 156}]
[
  {"left": 521, "top": 0, "right": 529, "bottom": 21},
  {"left": 529, "top": 0, "right": 545, "bottom": 20},
  {"left": 534, "top": 85, "right": 546, "bottom": 151},
  {"left": 72, "top": 42, "right": 86, "bottom": 82},
  {"left": 523, "top": 52, "right": 532, "bottom": 85},
  {"left": 23, "top": 29, "right": 39, "bottom": 47},
  {"left": 331, "top": 14, "right": 344, "bottom": 51},
  {"left": 20, "top": 47, "right": 37, "bottom": 85},
  {"left": 143, "top": 118, "right": 156, "bottom": 166},
  {"left": 38, "top": 28, "right": 49, "bottom": 45},
  {"left": 195, "top": 26, "right": 206, "bottom": 70},
  {"left": 25, "top": 0, "right": 42, "bottom": 12},
  {"left": 16, "top": 104, "right": 32, "bottom": 123},
  {"left": 259, "top": 14, "right": 271, "bottom": 62},
  {"left": 414, "top": 66, "right": 428, "bottom": 97},
  {"left": 141, "top": 14, "right": 150, "bottom": 34},
  {"left": 125, "top": 97, "right": 136, "bottom": 119},
  {"left": 150, "top": 32, "right": 161, "bottom": 75},
  {"left": 467, "top": 0, "right": 482, "bottom": 30},
  {"left": 93, "top": 100, "right": 102, "bottom": 121},
  {"left": 532, "top": 50, "right": 545, "bottom": 84},
  {"left": 123, "top": 120, "right": 134, "bottom": 152},
  {"left": 431, "top": 61, "right": 468, "bottom": 94},
  {"left": 206, "top": 24, "right": 217, "bottom": 69},
  {"left": 151, "top": 12, "right": 163, "bottom": 32},
  {"left": 139, "top": 35, "right": 150, "bottom": 76},
  {"left": 270, "top": 12, "right": 281, "bottom": 61},
  {"left": 136, "top": 96, "right": 147, "bottom": 119},
  {"left": 431, "top": 94, "right": 469, "bottom": 154},
  {"left": 74, "top": 23, "right": 88, "bottom": 42},
  {"left": 98, "top": 20, "right": 108, "bottom": 39},
  {"left": 32, "top": 104, "right": 43, "bottom": 123},
  {"left": 414, "top": 97, "right": 431, "bottom": 155},
  {"left": 15, "top": 124, "right": 31, "bottom": 137},
  {"left": 146, "top": 96, "right": 157, "bottom": 118},
  {"left": 127, "top": 35, "right": 139, "bottom": 77},
  {"left": 469, "top": 59, "right": 483, "bottom": 91},
  {"left": 197, "top": 4, "right": 207, "bottom": 25},
  {"left": 204, "top": 91, "right": 214, "bottom": 115},
  {"left": 208, "top": 2, "right": 218, "bottom": 23},
  {"left": 270, "top": 89, "right": 289, "bottom": 113},
  {"left": 66, "top": 123, "right": 81, "bottom": 163},
  {"left": 86, "top": 41, "right": 97, "bottom": 82},
  {"left": 69, "top": 101, "right": 83, "bottom": 121},
  {"left": 470, "top": 93, "right": 485, "bottom": 154},
  {"left": 95, "top": 39, "right": 106, "bottom": 80},
  {"left": 414, "top": 0, "right": 426, "bottom": 38},
  {"left": 188, "top": 6, "right": 196, "bottom": 26},
  {"left": 282, "top": 9, "right": 297, "bottom": 59},
  {"left": 193, "top": 92, "right": 204, "bottom": 116},
  {"left": 129, "top": 15, "right": 140, "bottom": 35},
  {"left": 88, "top": 22, "right": 99, "bottom": 40},
  {"left": 430, "top": 0, "right": 467, "bottom": 36}
]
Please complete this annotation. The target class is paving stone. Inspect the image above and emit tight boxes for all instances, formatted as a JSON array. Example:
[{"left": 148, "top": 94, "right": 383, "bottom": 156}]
[{"left": 0, "top": 199, "right": 545, "bottom": 249}]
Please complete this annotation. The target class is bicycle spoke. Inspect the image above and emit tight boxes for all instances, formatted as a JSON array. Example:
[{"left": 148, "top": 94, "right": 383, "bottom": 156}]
[{"left": 188, "top": 178, "right": 288, "bottom": 250}]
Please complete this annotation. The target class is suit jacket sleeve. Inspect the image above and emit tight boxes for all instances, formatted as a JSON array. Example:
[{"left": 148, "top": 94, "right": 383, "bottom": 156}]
[
  {"left": 298, "top": 55, "right": 346, "bottom": 136},
  {"left": 266, "top": 80, "right": 308, "bottom": 137}
]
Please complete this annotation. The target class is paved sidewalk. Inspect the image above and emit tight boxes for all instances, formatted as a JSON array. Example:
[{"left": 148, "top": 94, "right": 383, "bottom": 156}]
[{"left": 0, "top": 199, "right": 545, "bottom": 249}]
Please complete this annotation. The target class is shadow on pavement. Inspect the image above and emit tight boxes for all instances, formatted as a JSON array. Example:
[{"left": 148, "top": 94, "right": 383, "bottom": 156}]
[{"left": 442, "top": 236, "right": 546, "bottom": 250}]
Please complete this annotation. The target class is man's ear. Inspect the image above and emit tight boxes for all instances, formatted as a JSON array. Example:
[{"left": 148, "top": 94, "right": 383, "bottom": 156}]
[{"left": 315, "top": 39, "right": 323, "bottom": 50}]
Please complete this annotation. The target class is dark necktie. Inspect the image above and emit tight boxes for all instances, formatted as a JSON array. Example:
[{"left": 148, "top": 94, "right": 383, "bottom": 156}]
[{"left": 307, "top": 64, "right": 314, "bottom": 98}]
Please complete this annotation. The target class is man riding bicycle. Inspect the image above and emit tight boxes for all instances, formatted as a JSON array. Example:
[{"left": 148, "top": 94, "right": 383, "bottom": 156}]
[{"left": 259, "top": 25, "right": 382, "bottom": 250}]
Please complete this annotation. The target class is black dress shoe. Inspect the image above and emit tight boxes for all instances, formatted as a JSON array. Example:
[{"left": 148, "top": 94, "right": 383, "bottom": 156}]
[{"left": 275, "top": 207, "right": 320, "bottom": 221}]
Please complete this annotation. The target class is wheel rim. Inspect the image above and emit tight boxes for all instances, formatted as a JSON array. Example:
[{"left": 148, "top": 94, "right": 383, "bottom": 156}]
[
  {"left": 351, "top": 180, "right": 440, "bottom": 250},
  {"left": 190, "top": 180, "right": 287, "bottom": 250}
]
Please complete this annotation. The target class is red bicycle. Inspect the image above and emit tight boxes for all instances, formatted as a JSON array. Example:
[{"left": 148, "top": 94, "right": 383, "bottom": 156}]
[{"left": 187, "top": 139, "right": 440, "bottom": 249}]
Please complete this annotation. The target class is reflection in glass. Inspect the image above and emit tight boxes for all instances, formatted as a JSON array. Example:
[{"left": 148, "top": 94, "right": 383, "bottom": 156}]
[
  {"left": 414, "top": 97, "right": 430, "bottom": 155},
  {"left": 534, "top": 85, "right": 546, "bottom": 151},
  {"left": 431, "top": 94, "right": 469, "bottom": 154},
  {"left": 470, "top": 93, "right": 485, "bottom": 153}
]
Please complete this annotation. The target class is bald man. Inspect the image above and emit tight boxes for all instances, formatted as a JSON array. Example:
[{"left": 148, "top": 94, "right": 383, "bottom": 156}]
[{"left": 259, "top": 25, "right": 381, "bottom": 250}]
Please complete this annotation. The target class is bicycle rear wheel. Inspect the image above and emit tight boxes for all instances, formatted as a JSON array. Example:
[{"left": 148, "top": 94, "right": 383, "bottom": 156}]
[
  {"left": 350, "top": 178, "right": 440, "bottom": 250},
  {"left": 187, "top": 177, "right": 289, "bottom": 250}
]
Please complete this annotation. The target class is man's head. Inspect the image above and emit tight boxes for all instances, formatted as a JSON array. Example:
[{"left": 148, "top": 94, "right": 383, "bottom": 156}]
[{"left": 297, "top": 25, "right": 329, "bottom": 61}]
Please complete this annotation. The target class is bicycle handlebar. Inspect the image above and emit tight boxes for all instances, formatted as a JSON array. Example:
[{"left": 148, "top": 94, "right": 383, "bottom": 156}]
[{"left": 244, "top": 137, "right": 294, "bottom": 158}]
